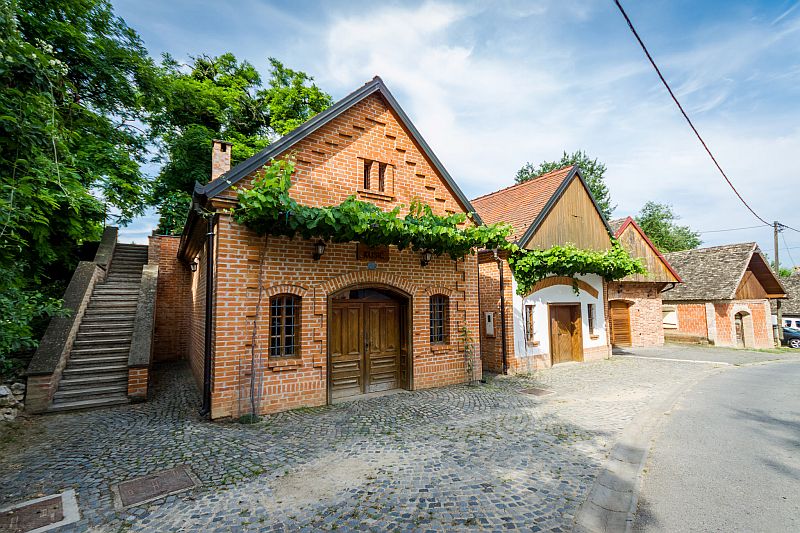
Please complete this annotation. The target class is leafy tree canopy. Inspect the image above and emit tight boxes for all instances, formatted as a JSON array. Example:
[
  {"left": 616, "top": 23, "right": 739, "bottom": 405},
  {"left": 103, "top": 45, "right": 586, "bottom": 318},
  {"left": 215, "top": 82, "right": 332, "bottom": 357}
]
[
  {"left": 515, "top": 150, "right": 615, "bottom": 219},
  {"left": 635, "top": 201, "right": 702, "bottom": 253},
  {"left": 151, "top": 55, "right": 332, "bottom": 233},
  {"left": 1, "top": 0, "right": 158, "bottom": 369}
]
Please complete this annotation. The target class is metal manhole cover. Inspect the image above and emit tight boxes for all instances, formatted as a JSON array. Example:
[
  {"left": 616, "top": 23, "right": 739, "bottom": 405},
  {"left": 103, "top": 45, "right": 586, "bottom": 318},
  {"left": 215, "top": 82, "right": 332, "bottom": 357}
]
[
  {"left": 0, "top": 490, "right": 79, "bottom": 533},
  {"left": 520, "top": 387, "right": 555, "bottom": 397},
  {"left": 112, "top": 466, "right": 199, "bottom": 509}
]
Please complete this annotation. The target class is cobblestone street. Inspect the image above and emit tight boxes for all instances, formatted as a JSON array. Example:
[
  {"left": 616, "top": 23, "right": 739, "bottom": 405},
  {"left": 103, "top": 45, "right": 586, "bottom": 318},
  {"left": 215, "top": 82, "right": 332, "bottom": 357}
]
[{"left": 0, "top": 356, "right": 719, "bottom": 532}]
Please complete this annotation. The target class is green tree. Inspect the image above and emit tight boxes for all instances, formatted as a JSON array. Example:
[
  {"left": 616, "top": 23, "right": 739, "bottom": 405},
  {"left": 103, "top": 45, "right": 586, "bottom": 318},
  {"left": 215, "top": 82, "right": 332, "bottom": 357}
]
[
  {"left": 515, "top": 150, "right": 615, "bottom": 218},
  {"left": 1, "top": 0, "right": 158, "bottom": 369},
  {"left": 635, "top": 201, "right": 702, "bottom": 253},
  {"left": 151, "top": 55, "right": 332, "bottom": 233}
]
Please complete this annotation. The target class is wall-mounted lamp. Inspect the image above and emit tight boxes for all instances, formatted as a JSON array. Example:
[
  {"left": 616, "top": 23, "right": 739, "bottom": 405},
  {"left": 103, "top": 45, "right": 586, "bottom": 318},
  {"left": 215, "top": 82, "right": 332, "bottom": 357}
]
[
  {"left": 420, "top": 249, "right": 433, "bottom": 267},
  {"left": 313, "top": 240, "right": 327, "bottom": 261},
  {"left": 190, "top": 260, "right": 198, "bottom": 272}
]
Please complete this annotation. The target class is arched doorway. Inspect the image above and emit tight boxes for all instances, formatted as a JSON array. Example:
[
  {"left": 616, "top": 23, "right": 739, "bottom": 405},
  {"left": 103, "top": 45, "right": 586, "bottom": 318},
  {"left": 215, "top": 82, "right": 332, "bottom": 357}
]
[
  {"left": 734, "top": 312, "right": 747, "bottom": 348},
  {"left": 328, "top": 286, "right": 411, "bottom": 402},
  {"left": 609, "top": 300, "right": 633, "bottom": 347}
]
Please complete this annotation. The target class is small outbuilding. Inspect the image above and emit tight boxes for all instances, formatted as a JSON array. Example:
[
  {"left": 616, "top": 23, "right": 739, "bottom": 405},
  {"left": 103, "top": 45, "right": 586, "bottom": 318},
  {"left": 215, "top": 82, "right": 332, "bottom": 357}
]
[
  {"left": 606, "top": 217, "right": 682, "bottom": 348},
  {"left": 772, "top": 273, "right": 800, "bottom": 329},
  {"left": 662, "top": 243, "right": 786, "bottom": 349}
]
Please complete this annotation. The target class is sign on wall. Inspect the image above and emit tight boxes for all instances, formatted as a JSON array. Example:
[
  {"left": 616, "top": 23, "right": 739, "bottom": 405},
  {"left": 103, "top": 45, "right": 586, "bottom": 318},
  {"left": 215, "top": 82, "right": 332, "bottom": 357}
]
[{"left": 357, "top": 244, "right": 390, "bottom": 262}]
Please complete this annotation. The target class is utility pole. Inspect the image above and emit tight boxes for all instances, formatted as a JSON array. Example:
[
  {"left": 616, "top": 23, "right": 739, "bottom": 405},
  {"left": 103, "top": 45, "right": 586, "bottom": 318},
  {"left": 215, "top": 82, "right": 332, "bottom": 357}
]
[{"left": 774, "top": 221, "right": 783, "bottom": 343}]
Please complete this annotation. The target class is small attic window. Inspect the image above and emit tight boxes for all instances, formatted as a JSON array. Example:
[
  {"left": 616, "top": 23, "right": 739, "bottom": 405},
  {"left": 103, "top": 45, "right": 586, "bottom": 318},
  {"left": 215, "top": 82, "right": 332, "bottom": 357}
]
[{"left": 363, "top": 159, "right": 373, "bottom": 189}]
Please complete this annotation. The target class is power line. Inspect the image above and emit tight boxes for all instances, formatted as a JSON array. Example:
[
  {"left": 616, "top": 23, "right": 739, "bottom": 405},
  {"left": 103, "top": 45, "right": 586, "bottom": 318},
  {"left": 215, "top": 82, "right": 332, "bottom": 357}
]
[
  {"left": 782, "top": 231, "right": 797, "bottom": 266},
  {"left": 613, "top": 0, "right": 772, "bottom": 227},
  {"left": 781, "top": 223, "right": 800, "bottom": 233},
  {"left": 698, "top": 225, "right": 765, "bottom": 234}
]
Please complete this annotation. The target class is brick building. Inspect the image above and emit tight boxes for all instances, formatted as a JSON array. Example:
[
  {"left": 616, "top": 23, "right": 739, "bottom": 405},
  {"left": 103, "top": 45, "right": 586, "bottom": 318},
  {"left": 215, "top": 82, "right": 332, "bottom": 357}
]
[
  {"left": 606, "top": 217, "right": 681, "bottom": 348},
  {"left": 662, "top": 243, "right": 786, "bottom": 349},
  {"left": 471, "top": 166, "right": 614, "bottom": 373},
  {"left": 153, "top": 77, "right": 483, "bottom": 419}
]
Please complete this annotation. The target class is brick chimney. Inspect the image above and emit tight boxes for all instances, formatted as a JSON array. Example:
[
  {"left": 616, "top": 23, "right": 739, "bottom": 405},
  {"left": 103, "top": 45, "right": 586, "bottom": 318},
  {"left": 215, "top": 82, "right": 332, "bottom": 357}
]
[{"left": 211, "top": 139, "right": 233, "bottom": 181}]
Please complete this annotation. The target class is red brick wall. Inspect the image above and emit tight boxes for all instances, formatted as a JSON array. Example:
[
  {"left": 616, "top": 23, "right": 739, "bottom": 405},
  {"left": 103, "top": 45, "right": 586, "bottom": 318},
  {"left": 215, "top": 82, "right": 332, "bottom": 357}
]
[
  {"left": 607, "top": 282, "right": 665, "bottom": 347},
  {"left": 477, "top": 253, "right": 515, "bottom": 374},
  {"left": 150, "top": 235, "right": 191, "bottom": 362},
  {"left": 713, "top": 300, "right": 773, "bottom": 349},
  {"left": 188, "top": 240, "right": 209, "bottom": 390},
  {"left": 127, "top": 367, "right": 149, "bottom": 399},
  {"left": 673, "top": 303, "right": 709, "bottom": 338},
  {"left": 208, "top": 221, "right": 480, "bottom": 419}
]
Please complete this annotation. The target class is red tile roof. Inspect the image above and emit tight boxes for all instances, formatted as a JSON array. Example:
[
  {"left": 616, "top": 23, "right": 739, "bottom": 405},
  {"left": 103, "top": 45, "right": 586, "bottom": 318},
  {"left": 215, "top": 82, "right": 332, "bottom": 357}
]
[{"left": 471, "top": 166, "right": 575, "bottom": 242}]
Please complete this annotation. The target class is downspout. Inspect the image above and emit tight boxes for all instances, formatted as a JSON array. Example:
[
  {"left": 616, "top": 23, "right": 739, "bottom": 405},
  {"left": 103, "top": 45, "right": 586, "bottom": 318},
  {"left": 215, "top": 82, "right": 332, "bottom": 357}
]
[
  {"left": 660, "top": 282, "right": 677, "bottom": 293},
  {"left": 494, "top": 249, "right": 508, "bottom": 375},
  {"left": 200, "top": 213, "right": 215, "bottom": 416}
]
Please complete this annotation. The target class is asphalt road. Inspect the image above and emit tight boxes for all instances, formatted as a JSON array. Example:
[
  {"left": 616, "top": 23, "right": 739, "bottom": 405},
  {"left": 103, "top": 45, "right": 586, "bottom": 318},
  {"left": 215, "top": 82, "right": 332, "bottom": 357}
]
[{"left": 632, "top": 360, "right": 800, "bottom": 532}]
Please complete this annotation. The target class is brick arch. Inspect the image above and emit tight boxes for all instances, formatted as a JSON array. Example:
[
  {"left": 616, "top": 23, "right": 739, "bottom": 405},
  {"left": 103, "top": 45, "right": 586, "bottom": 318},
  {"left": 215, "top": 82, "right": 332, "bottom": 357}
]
[
  {"left": 421, "top": 285, "right": 455, "bottom": 298},
  {"left": 525, "top": 276, "right": 599, "bottom": 299},
  {"left": 730, "top": 303, "right": 756, "bottom": 348},
  {"left": 319, "top": 269, "right": 417, "bottom": 298},
  {"left": 265, "top": 283, "right": 308, "bottom": 298}
]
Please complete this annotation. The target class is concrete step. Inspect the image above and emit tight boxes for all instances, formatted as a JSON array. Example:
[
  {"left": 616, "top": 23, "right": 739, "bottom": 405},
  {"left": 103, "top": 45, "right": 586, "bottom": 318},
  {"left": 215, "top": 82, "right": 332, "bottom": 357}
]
[
  {"left": 76, "top": 329, "right": 134, "bottom": 338},
  {"left": 71, "top": 346, "right": 130, "bottom": 357},
  {"left": 73, "top": 337, "right": 132, "bottom": 347},
  {"left": 92, "top": 287, "right": 140, "bottom": 294},
  {"left": 87, "top": 301, "right": 138, "bottom": 309},
  {"left": 63, "top": 364, "right": 128, "bottom": 376},
  {"left": 53, "top": 384, "right": 128, "bottom": 402},
  {"left": 69, "top": 355, "right": 129, "bottom": 366},
  {"left": 78, "top": 317, "right": 133, "bottom": 328},
  {"left": 80, "top": 315, "right": 135, "bottom": 323},
  {"left": 58, "top": 373, "right": 127, "bottom": 389},
  {"left": 48, "top": 395, "right": 129, "bottom": 412},
  {"left": 86, "top": 300, "right": 136, "bottom": 315}
]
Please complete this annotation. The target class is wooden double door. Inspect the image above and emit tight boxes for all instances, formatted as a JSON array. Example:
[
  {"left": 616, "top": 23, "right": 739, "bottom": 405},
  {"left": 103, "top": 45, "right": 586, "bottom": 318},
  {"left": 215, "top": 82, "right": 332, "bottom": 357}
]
[
  {"left": 550, "top": 304, "right": 583, "bottom": 364},
  {"left": 329, "top": 298, "right": 408, "bottom": 400}
]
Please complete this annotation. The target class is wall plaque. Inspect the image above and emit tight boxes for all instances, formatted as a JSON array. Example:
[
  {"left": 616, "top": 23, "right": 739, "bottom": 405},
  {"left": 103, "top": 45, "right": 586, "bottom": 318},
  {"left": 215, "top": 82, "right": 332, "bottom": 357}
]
[{"left": 357, "top": 244, "right": 389, "bottom": 262}]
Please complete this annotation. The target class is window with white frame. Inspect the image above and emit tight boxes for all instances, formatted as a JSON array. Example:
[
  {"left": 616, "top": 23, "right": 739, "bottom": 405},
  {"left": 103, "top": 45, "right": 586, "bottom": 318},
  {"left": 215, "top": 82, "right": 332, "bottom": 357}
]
[{"left": 524, "top": 303, "right": 536, "bottom": 344}]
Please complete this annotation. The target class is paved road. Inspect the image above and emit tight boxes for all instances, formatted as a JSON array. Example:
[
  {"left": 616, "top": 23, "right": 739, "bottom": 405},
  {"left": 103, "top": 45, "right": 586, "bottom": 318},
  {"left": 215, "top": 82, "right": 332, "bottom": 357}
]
[{"left": 633, "top": 360, "right": 800, "bottom": 532}]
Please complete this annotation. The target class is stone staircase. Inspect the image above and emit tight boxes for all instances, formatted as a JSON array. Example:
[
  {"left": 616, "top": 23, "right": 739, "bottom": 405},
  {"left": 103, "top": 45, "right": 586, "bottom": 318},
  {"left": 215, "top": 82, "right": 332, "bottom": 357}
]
[{"left": 49, "top": 243, "right": 149, "bottom": 412}]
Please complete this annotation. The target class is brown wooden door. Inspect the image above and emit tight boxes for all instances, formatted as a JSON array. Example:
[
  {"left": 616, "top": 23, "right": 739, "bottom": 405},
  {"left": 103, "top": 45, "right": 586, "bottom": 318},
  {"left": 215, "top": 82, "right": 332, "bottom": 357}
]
[
  {"left": 550, "top": 305, "right": 583, "bottom": 364},
  {"left": 365, "top": 303, "right": 401, "bottom": 393},
  {"left": 330, "top": 303, "right": 364, "bottom": 399},
  {"left": 330, "top": 300, "right": 402, "bottom": 399},
  {"left": 610, "top": 301, "right": 632, "bottom": 347}
]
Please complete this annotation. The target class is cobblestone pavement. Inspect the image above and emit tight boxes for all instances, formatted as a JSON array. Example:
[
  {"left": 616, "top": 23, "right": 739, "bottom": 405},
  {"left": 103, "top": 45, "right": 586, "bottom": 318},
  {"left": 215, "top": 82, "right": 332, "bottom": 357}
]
[{"left": 0, "top": 357, "right": 715, "bottom": 532}]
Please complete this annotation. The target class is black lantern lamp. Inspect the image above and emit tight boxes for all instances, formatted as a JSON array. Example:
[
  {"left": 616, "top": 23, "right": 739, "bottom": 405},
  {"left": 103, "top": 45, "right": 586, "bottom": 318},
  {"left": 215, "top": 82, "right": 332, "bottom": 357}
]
[
  {"left": 420, "top": 249, "right": 433, "bottom": 267},
  {"left": 313, "top": 240, "right": 327, "bottom": 260},
  {"left": 190, "top": 260, "right": 198, "bottom": 272}
]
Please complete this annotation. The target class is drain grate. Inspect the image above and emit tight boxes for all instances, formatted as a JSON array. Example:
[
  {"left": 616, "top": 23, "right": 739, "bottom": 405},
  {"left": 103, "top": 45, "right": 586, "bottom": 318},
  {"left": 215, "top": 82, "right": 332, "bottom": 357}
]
[
  {"left": 0, "top": 490, "right": 79, "bottom": 533},
  {"left": 520, "top": 387, "right": 555, "bottom": 397},
  {"left": 112, "top": 466, "right": 199, "bottom": 509}
]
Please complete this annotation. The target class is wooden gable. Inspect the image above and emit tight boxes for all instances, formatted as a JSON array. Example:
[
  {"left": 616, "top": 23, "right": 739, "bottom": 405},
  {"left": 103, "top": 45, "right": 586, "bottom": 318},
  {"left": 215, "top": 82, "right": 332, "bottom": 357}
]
[
  {"left": 523, "top": 176, "right": 612, "bottom": 252},
  {"left": 736, "top": 270, "right": 768, "bottom": 299},
  {"left": 616, "top": 220, "right": 680, "bottom": 283}
]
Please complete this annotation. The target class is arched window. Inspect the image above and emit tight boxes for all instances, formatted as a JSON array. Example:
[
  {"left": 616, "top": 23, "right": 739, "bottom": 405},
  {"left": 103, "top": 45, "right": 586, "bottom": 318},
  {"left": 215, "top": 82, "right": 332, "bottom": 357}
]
[
  {"left": 429, "top": 294, "right": 449, "bottom": 344},
  {"left": 270, "top": 294, "right": 300, "bottom": 357}
]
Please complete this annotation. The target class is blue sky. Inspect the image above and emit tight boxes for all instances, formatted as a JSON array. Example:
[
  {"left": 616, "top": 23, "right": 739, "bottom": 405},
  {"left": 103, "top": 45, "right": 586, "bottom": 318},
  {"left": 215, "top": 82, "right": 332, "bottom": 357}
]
[{"left": 114, "top": 0, "right": 800, "bottom": 267}]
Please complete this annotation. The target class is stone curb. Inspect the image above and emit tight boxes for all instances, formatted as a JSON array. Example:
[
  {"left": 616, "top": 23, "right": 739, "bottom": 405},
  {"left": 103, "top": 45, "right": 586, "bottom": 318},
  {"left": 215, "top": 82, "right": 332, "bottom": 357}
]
[{"left": 573, "top": 368, "right": 726, "bottom": 533}]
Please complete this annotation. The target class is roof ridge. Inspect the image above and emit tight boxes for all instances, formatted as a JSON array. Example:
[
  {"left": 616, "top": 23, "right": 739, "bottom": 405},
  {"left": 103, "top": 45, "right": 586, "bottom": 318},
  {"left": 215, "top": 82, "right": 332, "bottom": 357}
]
[
  {"left": 471, "top": 164, "right": 575, "bottom": 203},
  {"left": 665, "top": 242, "right": 757, "bottom": 255}
]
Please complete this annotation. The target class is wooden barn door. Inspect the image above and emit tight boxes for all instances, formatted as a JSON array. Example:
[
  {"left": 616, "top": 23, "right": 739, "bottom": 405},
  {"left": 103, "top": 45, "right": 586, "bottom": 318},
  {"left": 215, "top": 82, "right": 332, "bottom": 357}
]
[
  {"left": 330, "top": 297, "right": 403, "bottom": 400},
  {"left": 329, "top": 303, "right": 364, "bottom": 400},
  {"left": 610, "top": 301, "right": 632, "bottom": 347},
  {"left": 365, "top": 303, "right": 401, "bottom": 393},
  {"left": 550, "top": 304, "right": 583, "bottom": 364}
]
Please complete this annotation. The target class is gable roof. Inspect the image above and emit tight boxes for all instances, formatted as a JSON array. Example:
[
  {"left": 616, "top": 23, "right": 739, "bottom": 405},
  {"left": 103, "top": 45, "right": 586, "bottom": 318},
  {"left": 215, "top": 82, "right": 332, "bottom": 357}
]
[
  {"left": 663, "top": 242, "right": 786, "bottom": 301},
  {"left": 609, "top": 216, "right": 682, "bottom": 283},
  {"left": 470, "top": 165, "right": 613, "bottom": 245},
  {"left": 195, "top": 76, "right": 480, "bottom": 223},
  {"left": 772, "top": 273, "right": 800, "bottom": 316}
]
